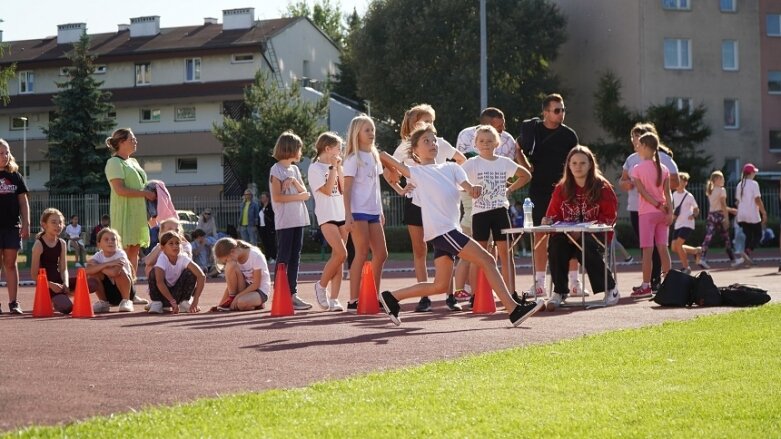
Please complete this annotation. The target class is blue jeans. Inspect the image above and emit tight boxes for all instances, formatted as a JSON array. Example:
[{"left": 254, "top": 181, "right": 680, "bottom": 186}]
[
  {"left": 276, "top": 227, "right": 304, "bottom": 296},
  {"left": 239, "top": 225, "right": 257, "bottom": 246}
]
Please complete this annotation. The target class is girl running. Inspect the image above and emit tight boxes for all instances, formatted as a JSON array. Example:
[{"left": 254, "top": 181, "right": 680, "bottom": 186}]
[
  {"left": 212, "top": 237, "right": 270, "bottom": 312},
  {"left": 734, "top": 163, "right": 767, "bottom": 267},
  {"left": 30, "top": 208, "right": 73, "bottom": 314},
  {"left": 700, "top": 170, "right": 737, "bottom": 268},
  {"left": 670, "top": 172, "right": 704, "bottom": 274}
]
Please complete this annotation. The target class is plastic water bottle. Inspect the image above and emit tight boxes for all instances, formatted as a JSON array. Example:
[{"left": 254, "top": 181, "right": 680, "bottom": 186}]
[{"left": 522, "top": 198, "right": 534, "bottom": 229}]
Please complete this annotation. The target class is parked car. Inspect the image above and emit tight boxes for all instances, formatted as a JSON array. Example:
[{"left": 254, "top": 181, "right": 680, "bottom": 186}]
[{"left": 177, "top": 210, "right": 199, "bottom": 232}]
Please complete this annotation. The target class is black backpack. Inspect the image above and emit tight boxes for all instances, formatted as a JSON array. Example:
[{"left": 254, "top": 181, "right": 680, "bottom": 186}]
[
  {"left": 653, "top": 269, "right": 696, "bottom": 307},
  {"left": 719, "top": 284, "right": 771, "bottom": 307},
  {"left": 692, "top": 271, "right": 722, "bottom": 307}
]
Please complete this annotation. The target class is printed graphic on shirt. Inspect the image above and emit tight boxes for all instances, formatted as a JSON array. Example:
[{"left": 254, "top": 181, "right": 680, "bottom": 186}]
[
  {"left": 0, "top": 178, "right": 18, "bottom": 195},
  {"left": 472, "top": 170, "right": 509, "bottom": 211},
  {"left": 560, "top": 194, "right": 600, "bottom": 222}
]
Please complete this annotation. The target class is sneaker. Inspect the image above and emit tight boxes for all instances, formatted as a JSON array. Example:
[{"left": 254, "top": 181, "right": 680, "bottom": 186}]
[
  {"left": 604, "top": 287, "right": 620, "bottom": 306},
  {"left": 630, "top": 285, "right": 653, "bottom": 299},
  {"left": 445, "top": 294, "right": 462, "bottom": 311},
  {"left": 546, "top": 292, "right": 563, "bottom": 312},
  {"left": 8, "top": 301, "right": 23, "bottom": 315},
  {"left": 697, "top": 258, "right": 711, "bottom": 270},
  {"left": 526, "top": 283, "right": 546, "bottom": 300},
  {"left": 414, "top": 296, "right": 432, "bottom": 312},
  {"left": 454, "top": 289, "right": 471, "bottom": 301},
  {"left": 379, "top": 290, "right": 401, "bottom": 326},
  {"left": 569, "top": 284, "right": 590, "bottom": 297},
  {"left": 624, "top": 256, "right": 634, "bottom": 264},
  {"left": 509, "top": 299, "right": 543, "bottom": 327},
  {"left": 92, "top": 300, "right": 111, "bottom": 313},
  {"left": 328, "top": 298, "right": 344, "bottom": 312},
  {"left": 511, "top": 291, "right": 523, "bottom": 303},
  {"left": 118, "top": 299, "right": 134, "bottom": 312},
  {"left": 178, "top": 299, "right": 192, "bottom": 313},
  {"left": 292, "top": 294, "right": 313, "bottom": 310},
  {"left": 681, "top": 267, "right": 691, "bottom": 275},
  {"left": 730, "top": 257, "right": 745, "bottom": 268},
  {"left": 314, "top": 282, "right": 330, "bottom": 310},
  {"left": 148, "top": 301, "right": 164, "bottom": 314},
  {"left": 216, "top": 295, "right": 236, "bottom": 311},
  {"left": 132, "top": 295, "right": 150, "bottom": 305},
  {"left": 346, "top": 300, "right": 358, "bottom": 312}
]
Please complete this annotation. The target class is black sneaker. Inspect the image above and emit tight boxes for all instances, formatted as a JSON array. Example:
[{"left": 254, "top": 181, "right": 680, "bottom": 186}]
[
  {"left": 414, "top": 296, "right": 432, "bottom": 312},
  {"left": 511, "top": 291, "right": 523, "bottom": 303},
  {"left": 508, "top": 299, "right": 543, "bottom": 327},
  {"left": 8, "top": 301, "right": 23, "bottom": 315},
  {"left": 445, "top": 294, "right": 462, "bottom": 311},
  {"left": 346, "top": 300, "right": 358, "bottom": 312},
  {"left": 379, "top": 291, "right": 401, "bottom": 326}
]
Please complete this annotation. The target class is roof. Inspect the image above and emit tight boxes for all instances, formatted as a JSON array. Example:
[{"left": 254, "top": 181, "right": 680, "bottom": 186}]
[{"left": 0, "top": 17, "right": 300, "bottom": 68}]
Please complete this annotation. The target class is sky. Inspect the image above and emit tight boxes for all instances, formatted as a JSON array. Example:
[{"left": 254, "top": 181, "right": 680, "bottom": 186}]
[{"left": 0, "top": 0, "right": 369, "bottom": 41}]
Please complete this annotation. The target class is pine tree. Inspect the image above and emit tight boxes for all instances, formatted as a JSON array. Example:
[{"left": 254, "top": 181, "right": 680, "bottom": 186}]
[{"left": 44, "top": 33, "right": 115, "bottom": 195}]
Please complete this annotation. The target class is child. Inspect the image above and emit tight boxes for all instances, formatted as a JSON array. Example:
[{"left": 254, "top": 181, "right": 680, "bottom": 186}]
[
  {"left": 269, "top": 131, "right": 312, "bottom": 310},
  {"left": 461, "top": 125, "right": 531, "bottom": 298},
  {"left": 734, "top": 163, "right": 767, "bottom": 267},
  {"left": 90, "top": 214, "right": 110, "bottom": 247},
  {"left": 143, "top": 217, "right": 193, "bottom": 277},
  {"left": 670, "top": 172, "right": 704, "bottom": 274},
  {"left": 147, "top": 230, "right": 205, "bottom": 314},
  {"left": 700, "top": 170, "right": 738, "bottom": 268},
  {"left": 343, "top": 115, "right": 388, "bottom": 311},
  {"left": 212, "top": 237, "right": 270, "bottom": 311},
  {"left": 30, "top": 208, "right": 73, "bottom": 314},
  {"left": 378, "top": 123, "right": 543, "bottom": 326},
  {"left": 308, "top": 132, "right": 349, "bottom": 312},
  {"left": 190, "top": 229, "right": 213, "bottom": 275},
  {"left": 65, "top": 215, "right": 87, "bottom": 267},
  {"left": 630, "top": 133, "right": 673, "bottom": 298},
  {"left": 86, "top": 228, "right": 135, "bottom": 312},
  {"left": 0, "top": 139, "right": 30, "bottom": 315}
]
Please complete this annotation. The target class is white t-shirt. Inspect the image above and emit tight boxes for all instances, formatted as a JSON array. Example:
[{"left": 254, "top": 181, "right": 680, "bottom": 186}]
[
  {"left": 308, "top": 161, "right": 345, "bottom": 225},
  {"left": 708, "top": 186, "right": 727, "bottom": 213},
  {"left": 455, "top": 126, "right": 517, "bottom": 159},
  {"left": 622, "top": 151, "right": 678, "bottom": 212},
  {"left": 91, "top": 249, "right": 132, "bottom": 277},
  {"left": 735, "top": 179, "right": 762, "bottom": 223},
  {"left": 154, "top": 253, "right": 192, "bottom": 286},
  {"left": 239, "top": 247, "right": 271, "bottom": 294},
  {"left": 393, "top": 137, "right": 458, "bottom": 166},
  {"left": 461, "top": 156, "right": 519, "bottom": 215},
  {"left": 343, "top": 150, "right": 383, "bottom": 215},
  {"left": 672, "top": 190, "right": 698, "bottom": 230},
  {"left": 409, "top": 163, "right": 467, "bottom": 242},
  {"left": 269, "top": 162, "right": 311, "bottom": 230},
  {"left": 65, "top": 224, "right": 82, "bottom": 240}
]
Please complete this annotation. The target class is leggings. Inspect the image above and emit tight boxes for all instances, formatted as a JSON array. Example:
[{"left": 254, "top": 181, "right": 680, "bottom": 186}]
[
  {"left": 738, "top": 221, "right": 762, "bottom": 256},
  {"left": 701, "top": 211, "right": 734, "bottom": 260}
]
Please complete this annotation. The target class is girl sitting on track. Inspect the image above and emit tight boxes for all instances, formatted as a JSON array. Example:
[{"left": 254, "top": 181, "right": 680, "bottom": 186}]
[
  {"left": 30, "top": 208, "right": 73, "bottom": 315},
  {"left": 211, "top": 237, "right": 270, "bottom": 312},
  {"left": 147, "top": 230, "right": 205, "bottom": 314},
  {"left": 86, "top": 228, "right": 135, "bottom": 313}
]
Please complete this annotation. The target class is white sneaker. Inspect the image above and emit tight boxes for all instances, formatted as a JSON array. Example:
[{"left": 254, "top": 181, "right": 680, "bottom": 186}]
[
  {"left": 148, "top": 301, "right": 164, "bottom": 314},
  {"left": 604, "top": 287, "right": 620, "bottom": 306},
  {"left": 178, "top": 298, "right": 192, "bottom": 313},
  {"left": 118, "top": 299, "right": 134, "bottom": 312},
  {"left": 569, "top": 284, "right": 590, "bottom": 297},
  {"left": 546, "top": 292, "right": 562, "bottom": 312},
  {"left": 291, "top": 294, "right": 313, "bottom": 310},
  {"left": 329, "top": 298, "right": 344, "bottom": 312},
  {"left": 92, "top": 300, "right": 111, "bottom": 313},
  {"left": 132, "top": 295, "right": 150, "bottom": 305},
  {"left": 528, "top": 282, "right": 546, "bottom": 299},
  {"left": 314, "top": 282, "right": 330, "bottom": 310},
  {"left": 731, "top": 257, "right": 745, "bottom": 268}
]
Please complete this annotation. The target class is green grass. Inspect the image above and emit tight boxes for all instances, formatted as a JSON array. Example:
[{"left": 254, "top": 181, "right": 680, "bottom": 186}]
[{"left": 10, "top": 305, "right": 781, "bottom": 438}]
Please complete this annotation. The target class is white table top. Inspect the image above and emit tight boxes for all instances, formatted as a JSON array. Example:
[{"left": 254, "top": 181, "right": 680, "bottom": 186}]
[{"left": 502, "top": 223, "right": 614, "bottom": 234}]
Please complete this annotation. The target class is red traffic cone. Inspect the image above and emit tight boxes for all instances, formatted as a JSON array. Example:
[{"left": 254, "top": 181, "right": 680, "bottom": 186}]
[
  {"left": 357, "top": 261, "right": 380, "bottom": 314},
  {"left": 270, "top": 263, "right": 294, "bottom": 317},
  {"left": 32, "top": 268, "right": 54, "bottom": 318},
  {"left": 71, "top": 268, "right": 94, "bottom": 318},
  {"left": 472, "top": 268, "right": 496, "bottom": 314}
]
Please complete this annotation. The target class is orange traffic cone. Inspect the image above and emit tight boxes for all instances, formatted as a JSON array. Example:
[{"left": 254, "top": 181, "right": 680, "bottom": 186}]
[
  {"left": 71, "top": 268, "right": 94, "bottom": 318},
  {"left": 32, "top": 268, "right": 54, "bottom": 318},
  {"left": 270, "top": 263, "right": 294, "bottom": 317},
  {"left": 471, "top": 268, "right": 496, "bottom": 314},
  {"left": 357, "top": 261, "right": 380, "bottom": 314}
]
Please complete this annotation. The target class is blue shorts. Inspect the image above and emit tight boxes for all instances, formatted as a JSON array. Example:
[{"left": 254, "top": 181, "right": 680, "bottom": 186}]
[
  {"left": 352, "top": 213, "right": 381, "bottom": 223},
  {"left": 429, "top": 229, "right": 471, "bottom": 261}
]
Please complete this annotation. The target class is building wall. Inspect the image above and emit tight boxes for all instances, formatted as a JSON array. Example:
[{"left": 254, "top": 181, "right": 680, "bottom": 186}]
[
  {"left": 271, "top": 19, "right": 339, "bottom": 87},
  {"left": 760, "top": 0, "right": 781, "bottom": 168}
]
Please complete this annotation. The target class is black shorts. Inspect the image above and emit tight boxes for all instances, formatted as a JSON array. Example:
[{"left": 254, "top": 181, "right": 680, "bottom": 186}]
[
  {"left": 102, "top": 276, "right": 136, "bottom": 306},
  {"left": 403, "top": 197, "right": 423, "bottom": 227},
  {"left": 672, "top": 227, "right": 693, "bottom": 240},
  {"left": 0, "top": 228, "right": 22, "bottom": 250},
  {"left": 472, "top": 207, "right": 511, "bottom": 242},
  {"left": 323, "top": 220, "right": 346, "bottom": 227},
  {"left": 429, "top": 229, "right": 471, "bottom": 261}
]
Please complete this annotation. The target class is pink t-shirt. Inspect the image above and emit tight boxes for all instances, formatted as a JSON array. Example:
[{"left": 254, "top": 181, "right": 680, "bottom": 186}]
[{"left": 630, "top": 160, "right": 670, "bottom": 215}]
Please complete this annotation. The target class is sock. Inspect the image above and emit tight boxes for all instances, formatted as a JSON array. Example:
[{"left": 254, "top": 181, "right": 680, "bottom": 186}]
[
  {"left": 535, "top": 273, "right": 546, "bottom": 287},
  {"left": 568, "top": 270, "right": 579, "bottom": 287},
  {"left": 641, "top": 282, "right": 650, "bottom": 289}
]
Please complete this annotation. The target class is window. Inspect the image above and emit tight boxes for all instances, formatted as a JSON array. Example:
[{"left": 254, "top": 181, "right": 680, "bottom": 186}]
[
  {"left": 722, "top": 40, "right": 738, "bottom": 71},
  {"left": 10, "top": 116, "right": 28, "bottom": 130},
  {"left": 769, "top": 71, "right": 781, "bottom": 94},
  {"left": 140, "top": 108, "right": 161, "bottom": 122},
  {"left": 724, "top": 99, "right": 739, "bottom": 129},
  {"left": 666, "top": 97, "right": 693, "bottom": 113},
  {"left": 185, "top": 58, "right": 201, "bottom": 82},
  {"left": 175, "top": 106, "right": 196, "bottom": 121},
  {"left": 135, "top": 63, "right": 151, "bottom": 85},
  {"left": 94, "top": 65, "right": 108, "bottom": 74},
  {"left": 662, "top": 0, "right": 690, "bottom": 10},
  {"left": 106, "top": 111, "right": 117, "bottom": 120},
  {"left": 664, "top": 39, "right": 691, "bottom": 69},
  {"left": 720, "top": 0, "right": 736, "bottom": 12},
  {"left": 770, "top": 131, "right": 781, "bottom": 151},
  {"left": 231, "top": 54, "right": 254, "bottom": 63},
  {"left": 19, "top": 71, "right": 34, "bottom": 93},
  {"left": 59, "top": 67, "right": 71, "bottom": 77},
  {"left": 176, "top": 158, "right": 198, "bottom": 173},
  {"left": 768, "top": 14, "right": 781, "bottom": 36}
]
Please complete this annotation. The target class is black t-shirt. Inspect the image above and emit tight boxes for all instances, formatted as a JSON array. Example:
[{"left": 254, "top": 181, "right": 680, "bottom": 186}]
[
  {"left": 525, "top": 122, "right": 578, "bottom": 198},
  {"left": 0, "top": 171, "right": 28, "bottom": 229}
]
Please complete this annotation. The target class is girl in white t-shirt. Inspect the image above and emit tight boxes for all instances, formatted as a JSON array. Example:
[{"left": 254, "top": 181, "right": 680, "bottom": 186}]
[
  {"left": 143, "top": 217, "right": 193, "bottom": 278},
  {"left": 342, "top": 115, "right": 388, "bottom": 310},
  {"left": 212, "top": 237, "right": 270, "bottom": 312},
  {"left": 86, "top": 228, "right": 135, "bottom": 313},
  {"left": 377, "top": 124, "right": 543, "bottom": 327},
  {"left": 735, "top": 163, "right": 767, "bottom": 266},
  {"left": 308, "top": 132, "right": 348, "bottom": 312},
  {"left": 700, "top": 170, "right": 737, "bottom": 267},
  {"left": 670, "top": 172, "right": 703, "bottom": 274},
  {"left": 147, "top": 230, "right": 205, "bottom": 314}
]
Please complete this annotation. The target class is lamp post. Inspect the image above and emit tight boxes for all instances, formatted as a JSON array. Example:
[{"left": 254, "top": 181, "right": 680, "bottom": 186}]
[{"left": 20, "top": 116, "right": 28, "bottom": 181}]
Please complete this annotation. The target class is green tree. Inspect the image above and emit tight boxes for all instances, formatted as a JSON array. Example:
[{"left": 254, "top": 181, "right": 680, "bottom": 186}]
[
  {"left": 351, "top": 0, "right": 566, "bottom": 142},
  {"left": 44, "top": 33, "right": 115, "bottom": 195},
  {"left": 332, "top": 8, "right": 362, "bottom": 103},
  {"left": 213, "top": 70, "right": 328, "bottom": 192},
  {"left": 0, "top": 19, "right": 16, "bottom": 105},
  {"left": 285, "top": 0, "right": 345, "bottom": 47}
]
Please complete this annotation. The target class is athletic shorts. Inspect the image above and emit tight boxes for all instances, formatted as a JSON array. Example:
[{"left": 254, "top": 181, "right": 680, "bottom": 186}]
[
  {"left": 352, "top": 213, "right": 381, "bottom": 223},
  {"left": 323, "top": 220, "right": 346, "bottom": 227},
  {"left": 403, "top": 197, "right": 423, "bottom": 227},
  {"left": 638, "top": 212, "right": 670, "bottom": 248},
  {"left": 672, "top": 227, "right": 693, "bottom": 241},
  {"left": 472, "top": 207, "right": 511, "bottom": 242},
  {"left": 0, "top": 228, "right": 22, "bottom": 250},
  {"left": 429, "top": 229, "right": 471, "bottom": 261},
  {"left": 101, "top": 277, "right": 137, "bottom": 306}
]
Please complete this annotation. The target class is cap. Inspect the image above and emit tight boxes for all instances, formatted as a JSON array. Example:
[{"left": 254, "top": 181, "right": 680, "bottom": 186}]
[{"left": 742, "top": 163, "right": 759, "bottom": 175}]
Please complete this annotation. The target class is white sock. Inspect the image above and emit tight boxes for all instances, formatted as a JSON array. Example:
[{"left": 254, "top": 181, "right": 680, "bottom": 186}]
[
  {"left": 535, "top": 273, "right": 546, "bottom": 286},
  {"left": 568, "top": 270, "right": 579, "bottom": 287}
]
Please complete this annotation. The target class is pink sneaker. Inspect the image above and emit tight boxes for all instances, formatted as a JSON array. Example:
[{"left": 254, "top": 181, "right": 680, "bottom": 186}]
[
  {"left": 630, "top": 285, "right": 653, "bottom": 299},
  {"left": 454, "top": 289, "right": 471, "bottom": 301}
]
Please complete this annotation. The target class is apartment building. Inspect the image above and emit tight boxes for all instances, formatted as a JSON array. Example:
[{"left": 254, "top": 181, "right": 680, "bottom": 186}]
[
  {"left": 552, "top": 0, "right": 769, "bottom": 180},
  {"left": 0, "top": 8, "right": 341, "bottom": 196},
  {"left": 761, "top": 1, "right": 781, "bottom": 165}
]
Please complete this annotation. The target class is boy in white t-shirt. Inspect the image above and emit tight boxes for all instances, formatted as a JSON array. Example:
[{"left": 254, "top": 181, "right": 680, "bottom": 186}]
[
  {"left": 147, "top": 231, "right": 205, "bottom": 314},
  {"left": 670, "top": 172, "right": 704, "bottom": 274},
  {"left": 65, "top": 215, "right": 86, "bottom": 267}
]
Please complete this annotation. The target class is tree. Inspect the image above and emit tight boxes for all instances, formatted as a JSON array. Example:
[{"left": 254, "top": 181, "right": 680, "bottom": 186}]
[
  {"left": 0, "top": 19, "right": 16, "bottom": 105},
  {"left": 331, "top": 8, "right": 362, "bottom": 103},
  {"left": 213, "top": 70, "right": 328, "bottom": 192},
  {"left": 350, "top": 0, "right": 566, "bottom": 142},
  {"left": 285, "top": 0, "right": 345, "bottom": 47},
  {"left": 44, "top": 33, "right": 115, "bottom": 195}
]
